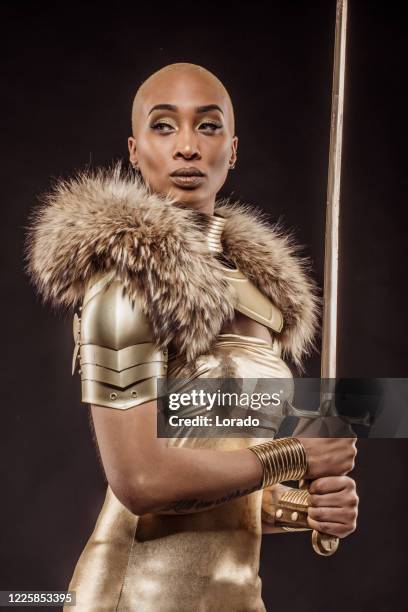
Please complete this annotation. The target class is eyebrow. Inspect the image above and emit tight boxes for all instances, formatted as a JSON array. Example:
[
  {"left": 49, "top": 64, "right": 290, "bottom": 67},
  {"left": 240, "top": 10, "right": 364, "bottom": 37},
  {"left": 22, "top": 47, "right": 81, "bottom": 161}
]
[{"left": 147, "top": 104, "right": 224, "bottom": 116}]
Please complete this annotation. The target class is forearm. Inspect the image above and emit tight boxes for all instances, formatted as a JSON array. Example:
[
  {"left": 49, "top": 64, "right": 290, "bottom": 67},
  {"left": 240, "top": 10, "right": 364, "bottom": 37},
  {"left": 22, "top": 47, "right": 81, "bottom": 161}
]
[
  {"left": 91, "top": 402, "right": 264, "bottom": 515},
  {"left": 126, "top": 437, "right": 307, "bottom": 517},
  {"left": 151, "top": 440, "right": 308, "bottom": 520},
  {"left": 91, "top": 402, "right": 353, "bottom": 518},
  {"left": 149, "top": 446, "right": 264, "bottom": 515}
]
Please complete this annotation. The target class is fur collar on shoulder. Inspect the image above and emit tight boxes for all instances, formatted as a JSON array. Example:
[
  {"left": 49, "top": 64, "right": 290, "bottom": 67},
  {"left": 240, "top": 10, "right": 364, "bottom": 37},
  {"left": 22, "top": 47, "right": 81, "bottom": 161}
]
[{"left": 24, "top": 163, "right": 322, "bottom": 372}]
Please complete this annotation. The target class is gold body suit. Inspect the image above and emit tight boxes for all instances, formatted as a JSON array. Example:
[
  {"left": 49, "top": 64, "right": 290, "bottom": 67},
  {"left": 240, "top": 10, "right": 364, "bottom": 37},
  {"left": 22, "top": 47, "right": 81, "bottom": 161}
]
[{"left": 66, "top": 214, "right": 296, "bottom": 612}]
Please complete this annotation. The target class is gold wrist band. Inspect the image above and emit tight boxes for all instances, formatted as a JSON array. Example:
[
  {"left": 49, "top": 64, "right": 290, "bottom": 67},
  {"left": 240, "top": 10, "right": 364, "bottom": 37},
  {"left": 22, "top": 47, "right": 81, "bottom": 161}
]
[
  {"left": 275, "top": 487, "right": 340, "bottom": 556},
  {"left": 248, "top": 437, "right": 307, "bottom": 488},
  {"left": 274, "top": 487, "right": 310, "bottom": 531}
]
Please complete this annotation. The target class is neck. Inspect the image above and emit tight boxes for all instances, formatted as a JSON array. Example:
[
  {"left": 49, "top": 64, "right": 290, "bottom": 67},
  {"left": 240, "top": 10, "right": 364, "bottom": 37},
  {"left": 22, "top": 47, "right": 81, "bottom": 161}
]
[
  {"left": 175, "top": 193, "right": 216, "bottom": 216},
  {"left": 201, "top": 211, "right": 226, "bottom": 254}
]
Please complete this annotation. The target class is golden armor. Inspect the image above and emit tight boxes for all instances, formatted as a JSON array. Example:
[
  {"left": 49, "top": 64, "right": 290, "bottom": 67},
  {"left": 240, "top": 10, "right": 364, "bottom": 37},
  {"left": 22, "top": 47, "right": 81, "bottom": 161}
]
[
  {"left": 72, "top": 270, "right": 168, "bottom": 410},
  {"left": 25, "top": 167, "right": 324, "bottom": 611},
  {"left": 71, "top": 212, "right": 285, "bottom": 411}
]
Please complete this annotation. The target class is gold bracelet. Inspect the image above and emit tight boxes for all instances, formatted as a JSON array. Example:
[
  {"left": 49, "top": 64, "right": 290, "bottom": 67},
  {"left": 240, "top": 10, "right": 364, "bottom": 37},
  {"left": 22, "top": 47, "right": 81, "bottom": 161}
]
[
  {"left": 248, "top": 437, "right": 307, "bottom": 488},
  {"left": 274, "top": 487, "right": 310, "bottom": 530},
  {"left": 274, "top": 487, "right": 340, "bottom": 556}
]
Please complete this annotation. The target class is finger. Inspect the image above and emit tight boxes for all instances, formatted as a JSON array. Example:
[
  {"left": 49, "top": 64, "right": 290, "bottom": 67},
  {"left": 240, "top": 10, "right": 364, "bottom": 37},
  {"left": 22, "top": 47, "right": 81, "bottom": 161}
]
[
  {"left": 310, "top": 490, "right": 358, "bottom": 509},
  {"left": 309, "top": 477, "right": 348, "bottom": 495},
  {"left": 309, "top": 492, "right": 344, "bottom": 508},
  {"left": 307, "top": 517, "right": 351, "bottom": 538},
  {"left": 308, "top": 506, "right": 353, "bottom": 523}
]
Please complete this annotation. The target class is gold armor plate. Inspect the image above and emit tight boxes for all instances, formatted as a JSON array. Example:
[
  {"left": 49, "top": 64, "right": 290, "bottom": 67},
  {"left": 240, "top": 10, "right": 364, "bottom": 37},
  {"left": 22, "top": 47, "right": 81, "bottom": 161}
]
[
  {"left": 72, "top": 271, "right": 167, "bottom": 410},
  {"left": 72, "top": 260, "right": 284, "bottom": 409},
  {"left": 220, "top": 264, "right": 284, "bottom": 333}
]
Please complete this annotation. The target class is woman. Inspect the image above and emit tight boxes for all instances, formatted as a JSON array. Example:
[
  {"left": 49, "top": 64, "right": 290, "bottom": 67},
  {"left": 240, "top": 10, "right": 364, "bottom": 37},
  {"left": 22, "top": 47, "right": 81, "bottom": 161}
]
[{"left": 26, "top": 63, "right": 358, "bottom": 611}]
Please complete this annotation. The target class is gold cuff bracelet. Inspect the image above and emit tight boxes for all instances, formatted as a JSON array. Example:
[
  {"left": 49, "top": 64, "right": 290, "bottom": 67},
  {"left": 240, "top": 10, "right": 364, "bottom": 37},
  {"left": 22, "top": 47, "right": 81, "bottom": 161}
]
[
  {"left": 248, "top": 437, "right": 307, "bottom": 488},
  {"left": 273, "top": 487, "right": 310, "bottom": 531}
]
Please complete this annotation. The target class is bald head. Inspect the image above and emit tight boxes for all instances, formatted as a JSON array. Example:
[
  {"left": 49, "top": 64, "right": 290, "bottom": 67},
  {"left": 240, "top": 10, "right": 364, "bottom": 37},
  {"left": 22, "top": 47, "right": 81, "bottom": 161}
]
[{"left": 131, "top": 62, "right": 235, "bottom": 136}]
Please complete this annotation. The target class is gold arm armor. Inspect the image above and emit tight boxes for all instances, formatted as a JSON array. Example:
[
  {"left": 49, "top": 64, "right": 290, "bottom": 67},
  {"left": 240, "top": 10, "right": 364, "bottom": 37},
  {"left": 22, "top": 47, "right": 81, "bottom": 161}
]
[
  {"left": 72, "top": 270, "right": 168, "bottom": 410},
  {"left": 262, "top": 487, "right": 310, "bottom": 530},
  {"left": 262, "top": 486, "right": 340, "bottom": 556}
]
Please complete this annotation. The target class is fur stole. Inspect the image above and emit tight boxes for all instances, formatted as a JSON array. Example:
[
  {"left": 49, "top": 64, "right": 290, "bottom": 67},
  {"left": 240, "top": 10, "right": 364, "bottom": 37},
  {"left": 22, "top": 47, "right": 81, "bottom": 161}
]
[{"left": 24, "top": 164, "right": 322, "bottom": 372}]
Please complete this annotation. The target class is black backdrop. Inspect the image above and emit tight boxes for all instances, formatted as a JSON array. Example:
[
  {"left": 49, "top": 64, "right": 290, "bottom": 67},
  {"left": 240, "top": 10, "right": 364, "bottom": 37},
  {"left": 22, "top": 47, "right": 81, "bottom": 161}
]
[{"left": 1, "top": 2, "right": 407, "bottom": 610}]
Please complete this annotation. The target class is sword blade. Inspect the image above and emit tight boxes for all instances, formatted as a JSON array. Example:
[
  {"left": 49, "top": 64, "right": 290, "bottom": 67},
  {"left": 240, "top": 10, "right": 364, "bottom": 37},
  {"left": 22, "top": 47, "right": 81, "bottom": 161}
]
[{"left": 321, "top": 0, "right": 348, "bottom": 384}]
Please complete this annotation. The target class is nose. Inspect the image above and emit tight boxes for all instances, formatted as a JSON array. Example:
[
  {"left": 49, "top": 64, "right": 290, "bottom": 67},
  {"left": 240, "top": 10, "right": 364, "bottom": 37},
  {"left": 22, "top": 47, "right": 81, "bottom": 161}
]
[{"left": 173, "top": 126, "right": 201, "bottom": 160}]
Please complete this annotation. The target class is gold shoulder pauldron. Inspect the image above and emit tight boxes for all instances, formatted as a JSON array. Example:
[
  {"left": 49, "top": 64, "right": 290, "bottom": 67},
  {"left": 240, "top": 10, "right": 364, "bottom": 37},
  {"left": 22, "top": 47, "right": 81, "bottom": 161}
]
[
  {"left": 72, "top": 271, "right": 167, "bottom": 410},
  {"left": 220, "top": 265, "right": 284, "bottom": 333}
]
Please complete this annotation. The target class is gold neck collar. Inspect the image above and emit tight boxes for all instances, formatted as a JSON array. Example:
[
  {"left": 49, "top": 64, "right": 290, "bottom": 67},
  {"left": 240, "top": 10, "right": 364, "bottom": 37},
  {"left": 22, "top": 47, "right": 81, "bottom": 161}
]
[{"left": 202, "top": 212, "right": 226, "bottom": 254}]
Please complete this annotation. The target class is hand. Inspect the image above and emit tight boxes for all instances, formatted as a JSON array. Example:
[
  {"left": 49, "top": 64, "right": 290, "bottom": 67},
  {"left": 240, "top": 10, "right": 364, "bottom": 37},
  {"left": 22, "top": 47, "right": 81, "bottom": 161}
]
[
  {"left": 300, "top": 437, "right": 357, "bottom": 479},
  {"left": 307, "top": 476, "right": 359, "bottom": 539}
]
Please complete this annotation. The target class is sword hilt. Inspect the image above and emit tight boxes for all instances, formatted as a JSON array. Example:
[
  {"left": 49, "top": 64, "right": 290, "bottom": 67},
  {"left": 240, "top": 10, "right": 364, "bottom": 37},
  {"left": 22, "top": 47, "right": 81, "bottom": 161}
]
[
  {"left": 262, "top": 481, "right": 340, "bottom": 556},
  {"left": 299, "top": 478, "right": 340, "bottom": 556}
]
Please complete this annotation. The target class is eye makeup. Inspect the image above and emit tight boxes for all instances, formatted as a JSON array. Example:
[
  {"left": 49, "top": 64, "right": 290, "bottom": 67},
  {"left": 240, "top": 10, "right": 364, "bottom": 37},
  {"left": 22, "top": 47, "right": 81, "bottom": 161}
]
[{"left": 150, "top": 117, "right": 223, "bottom": 132}]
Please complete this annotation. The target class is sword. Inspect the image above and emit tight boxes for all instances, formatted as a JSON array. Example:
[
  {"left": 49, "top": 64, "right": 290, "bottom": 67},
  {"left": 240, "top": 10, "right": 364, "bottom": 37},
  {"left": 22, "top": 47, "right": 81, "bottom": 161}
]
[
  {"left": 305, "top": 0, "right": 349, "bottom": 556},
  {"left": 269, "top": 0, "right": 349, "bottom": 556},
  {"left": 262, "top": 0, "right": 350, "bottom": 556},
  {"left": 321, "top": 0, "right": 348, "bottom": 389},
  {"left": 279, "top": 0, "right": 349, "bottom": 427}
]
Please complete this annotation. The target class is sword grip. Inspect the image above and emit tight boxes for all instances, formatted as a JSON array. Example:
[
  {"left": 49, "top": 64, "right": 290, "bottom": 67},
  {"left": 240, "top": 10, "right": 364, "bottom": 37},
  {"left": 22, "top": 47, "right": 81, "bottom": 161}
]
[{"left": 299, "top": 478, "right": 340, "bottom": 556}]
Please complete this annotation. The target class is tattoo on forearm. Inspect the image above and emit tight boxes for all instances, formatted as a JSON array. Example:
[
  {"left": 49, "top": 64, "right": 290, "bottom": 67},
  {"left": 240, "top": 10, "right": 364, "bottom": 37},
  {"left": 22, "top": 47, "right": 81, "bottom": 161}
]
[{"left": 158, "top": 481, "right": 262, "bottom": 513}]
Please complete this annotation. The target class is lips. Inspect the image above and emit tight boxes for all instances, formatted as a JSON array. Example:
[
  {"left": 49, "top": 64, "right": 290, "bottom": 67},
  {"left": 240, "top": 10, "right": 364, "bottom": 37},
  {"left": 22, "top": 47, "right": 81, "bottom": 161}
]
[
  {"left": 170, "top": 167, "right": 204, "bottom": 177},
  {"left": 170, "top": 167, "right": 205, "bottom": 188},
  {"left": 170, "top": 175, "right": 205, "bottom": 188}
]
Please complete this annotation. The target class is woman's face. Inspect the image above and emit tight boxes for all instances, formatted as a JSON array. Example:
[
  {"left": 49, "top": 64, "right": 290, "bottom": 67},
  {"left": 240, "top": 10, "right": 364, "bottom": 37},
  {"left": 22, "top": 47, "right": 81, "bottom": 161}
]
[{"left": 128, "top": 70, "right": 238, "bottom": 212}]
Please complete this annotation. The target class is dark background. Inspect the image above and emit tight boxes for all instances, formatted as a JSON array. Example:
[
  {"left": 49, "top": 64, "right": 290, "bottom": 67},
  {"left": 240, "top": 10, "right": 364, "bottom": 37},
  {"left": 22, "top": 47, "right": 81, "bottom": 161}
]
[{"left": 1, "top": 1, "right": 407, "bottom": 611}]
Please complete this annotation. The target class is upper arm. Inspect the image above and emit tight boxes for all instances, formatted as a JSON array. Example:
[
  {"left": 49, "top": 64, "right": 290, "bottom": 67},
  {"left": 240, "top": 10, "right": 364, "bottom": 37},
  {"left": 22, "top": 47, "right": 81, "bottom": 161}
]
[
  {"left": 72, "top": 272, "right": 168, "bottom": 511},
  {"left": 90, "top": 399, "right": 165, "bottom": 512},
  {"left": 73, "top": 271, "right": 168, "bottom": 410}
]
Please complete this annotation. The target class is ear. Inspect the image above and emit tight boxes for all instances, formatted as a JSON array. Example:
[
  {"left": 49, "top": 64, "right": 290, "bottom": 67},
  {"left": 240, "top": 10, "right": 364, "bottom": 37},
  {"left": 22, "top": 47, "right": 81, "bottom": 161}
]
[
  {"left": 128, "top": 137, "right": 138, "bottom": 165},
  {"left": 230, "top": 135, "right": 238, "bottom": 165}
]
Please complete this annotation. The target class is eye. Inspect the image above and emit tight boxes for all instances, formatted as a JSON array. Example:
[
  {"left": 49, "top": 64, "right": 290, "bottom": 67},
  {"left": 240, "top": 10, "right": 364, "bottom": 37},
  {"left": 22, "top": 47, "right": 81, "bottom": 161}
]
[
  {"left": 151, "top": 121, "right": 175, "bottom": 133},
  {"left": 199, "top": 122, "right": 222, "bottom": 132}
]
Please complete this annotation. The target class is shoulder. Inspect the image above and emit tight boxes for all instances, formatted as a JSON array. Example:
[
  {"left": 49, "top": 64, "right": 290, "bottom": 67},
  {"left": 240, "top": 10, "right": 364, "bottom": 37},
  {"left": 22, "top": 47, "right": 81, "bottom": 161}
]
[
  {"left": 216, "top": 199, "right": 323, "bottom": 373},
  {"left": 24, "top": 164, "right": 232, "bottom": 362},
  {"left": 80, "top": 270, "right": 155, "bottom": 348},
  {"left": 23, "top": 163, "right": 182, "bottom": 310}
]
